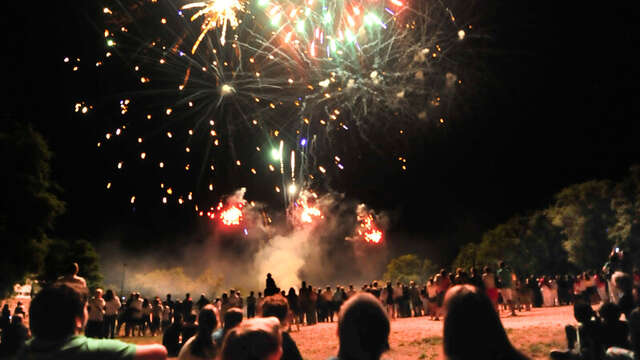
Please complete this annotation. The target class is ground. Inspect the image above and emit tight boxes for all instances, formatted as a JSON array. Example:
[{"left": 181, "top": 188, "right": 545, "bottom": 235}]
[{"left": 125, "top": 306, "right": 574, "bottom": 359}]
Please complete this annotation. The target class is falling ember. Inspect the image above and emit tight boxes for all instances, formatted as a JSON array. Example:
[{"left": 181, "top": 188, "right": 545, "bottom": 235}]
[{"left": 182, "top": 0, "right": 246, "bottom": 51}]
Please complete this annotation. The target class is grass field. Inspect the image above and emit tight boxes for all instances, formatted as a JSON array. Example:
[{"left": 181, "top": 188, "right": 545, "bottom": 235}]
[{"left": 120, "top": 306, "right": 573, "bottom": 359}]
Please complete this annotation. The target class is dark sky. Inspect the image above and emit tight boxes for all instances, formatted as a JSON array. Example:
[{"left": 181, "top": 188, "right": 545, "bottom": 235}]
[{"left": 4, "top": 0, "right": 640, "bottom": 264}]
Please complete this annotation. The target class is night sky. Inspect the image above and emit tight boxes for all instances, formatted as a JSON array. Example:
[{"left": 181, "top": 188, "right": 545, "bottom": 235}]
[{"left": 4, "top": 0, "right": 640, "bottom": 265}]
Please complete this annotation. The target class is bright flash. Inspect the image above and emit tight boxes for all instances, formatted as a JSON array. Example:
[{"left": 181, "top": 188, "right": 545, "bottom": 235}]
[
  {"left": 182, "top": 0, "right": 246, "bottom": 52},
  {"left": 221, "top": 84, "right": 235, "bottom": 95}
]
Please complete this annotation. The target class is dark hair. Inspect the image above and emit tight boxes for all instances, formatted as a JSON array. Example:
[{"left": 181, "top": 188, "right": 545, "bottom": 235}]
[
  {"left": 629, "top": 308, "right": 640, "bottom": 354},
  {"left": 261, "top": 295, "right": 289, "bottom": 323},
  {"left": 337, "top": 293, "right": 390, "bottom": 360},
  {"left": 104, "top": 289, "right": 115, "bottom": 302},
  {"left": 223, "top": 308, "right": 244, "bottom": 334},
  {"left": 221, "top": 317, "right": 281, "bottom": 360},
  {"left": 598, "top": 302, "right": 621, "bottom": 323},
  {"left": 30, "top": 283, "right": 88, "bottom": 340},
  {"left": 443, "top": 285, "right": 528, "bottom": 360},
  {"left": 573, "top": 302, "right": 595, "bottom": 323},
  {"left": 66, "top": 262, "right": 79, "bottom": 276},
  {"left": 190, "top": 305, "right": 219, "bottom": 358}
]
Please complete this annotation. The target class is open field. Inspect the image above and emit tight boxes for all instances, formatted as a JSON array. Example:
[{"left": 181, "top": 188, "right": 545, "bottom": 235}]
[{"left": 125, "top": 305, "right": 573, "bottom": 359}]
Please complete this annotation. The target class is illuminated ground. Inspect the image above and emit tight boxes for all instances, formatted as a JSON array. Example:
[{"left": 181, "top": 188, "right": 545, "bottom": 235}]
[{"left": 126, "top": 305, "right": 573, "bottom": 359}]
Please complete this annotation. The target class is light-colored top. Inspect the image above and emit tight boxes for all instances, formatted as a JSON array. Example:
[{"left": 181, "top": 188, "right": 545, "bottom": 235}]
[
  {"left": 105, "top": 298, "right": 121, "bottom": 316},
  {"left": 88, "top": 297, "right": 106, "bottom": 321}
]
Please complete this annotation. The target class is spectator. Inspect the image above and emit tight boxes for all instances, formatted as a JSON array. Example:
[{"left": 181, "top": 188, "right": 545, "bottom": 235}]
[
  {"left": 195, "top": 294, "right": 210, "bottom": 311},
  {"left": 605, "top": 307, "right": 640, "bottom": 360},
  {"left": 599, "top": 302, "right": 629, "bottom": 350},
  {"left": 163, "top": 312, "right": 184, "bottom": 357},
  {"left": 247, "top": 291, "right": 257, "bottom": 319},
  {"left": 151, "top": 298, "right": 164, "bottom": 337},
  {"left": 161, "top": 302, "right": 172, "bottom": 331},
  {"left": 178, "top": 305, "right": 219, "bottom": 360},
  {"left": 183, "top": 294, "right": 193, "bottom": 319},
  {"left": 261, "top": 294, "right": 303, "bottom": 360},
  {"left": 104, "top": 289, "right": 121, "bottom": 338},
  {"left": 550, "top": 301, "right": 603, "bottom": 360},
  {"left": 0, "top": 313, "right": 29, "bottom": 357},
  {"left": 87, "top": 288, "right": 106, "bottom": 338},
  {"left": 1, "top": 303, "right": 11, "bottom": 333},
  {"left": 213, "top": 308, "right": 244, "bottom": 346},
  {"left": 497, "top": 261, "right": 517, "bottom": 316},
  {"left": 56, "top": 262, "right": 87, "bottom": 288},
  {"left": 182, "top": 313, "right": 198, "bottom": 345},
  {"left": 265, "top": 273, "right": 279, "bottom": 297},
  {"left": 16, "top": 283, "right": 166, "bottom": 360},
  {"left": 443, "top": 284, "right": 528, "bottom": 360},
  {"left": 329, "top": 292, "right": 390, "bottom": 360},
  {"left": 220, "top": 317, "right": 282, "bottom": 360}
]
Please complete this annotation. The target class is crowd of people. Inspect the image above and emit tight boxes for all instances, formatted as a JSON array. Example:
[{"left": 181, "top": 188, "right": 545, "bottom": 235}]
[{"left": 0, "top": 252, "right": 639, "bottom": 360}]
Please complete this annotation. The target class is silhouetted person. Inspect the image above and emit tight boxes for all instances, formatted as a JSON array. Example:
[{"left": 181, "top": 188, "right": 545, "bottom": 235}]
[
  {"left": 265, "top": 273, "right": 278, "bottom": 296},
  {"left": 196, "top": 294, "right": 210, "bottom": 311},
  {"left": 261, "top": 295, "right": 303, "bottom": 360},
  {"left": 247, "top": 291, "right": 257, "bottom": 319},
  {"left": 599, "top": 302, "right": 629, "bottom": 350},
  {"left": 163, "top": 312, "right": 184, "bottom": 357},
  {"left": 329, "top": 292, "right": 390, "bottom": 360},
  {"left": 183, "top": 293, "right": 193, "bottom": 319},
  {"left": 17, "top": 283, "right": 166, "bottom": 360},
  {"left": 605, "top": 307, "right": 640, "bottom": 360},
  {"left": 178, "top": 304, "right": 219, "bottom": 360},
  {"left": 443, "top": 284, "right": 528, "bottom": 360},
  {"left": 0, "top": 304, "right": 11, "bottom": 333},
  {"left": 182, "top": 313, "right": 198, "bottom": 345},
  {"left": 0, "top": 314, "right": 29, "bottom": 357},
  {"left": 57, "top": 262, "right": 87, "bottom": 288},
  {"left": 220, "top": 317, "right": 282, "bottom": 360},
  {"left": 551, "top": 301, "right": 602, "bottom": 360}
]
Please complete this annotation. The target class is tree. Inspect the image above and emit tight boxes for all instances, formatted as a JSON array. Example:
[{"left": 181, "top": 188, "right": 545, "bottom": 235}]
[
  {"left": 40, "top": 239, "right": 103, "bottom": 290},
  {"left": 0, "top": 124, "right": 65, "bottom": 297},
  {"left": 609, "top": 165, "right": 640, "bottom": 261},
  {"left": 452, "top": 212, "right": 570, "bottom": 276},
  {"left": 383, "top": 254, "right": 438, "bottom": 284},
  {"left": 549, "top": 180, "right": 616, "bottom": 270}
]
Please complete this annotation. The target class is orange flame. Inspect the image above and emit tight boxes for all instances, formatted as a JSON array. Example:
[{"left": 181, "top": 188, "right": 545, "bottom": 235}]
[
  {"left": 295, "top": 190, "right": 323, "bottom": 225},
  {"left": 357, "top": 213, "right": 383, "bottom": 244}
]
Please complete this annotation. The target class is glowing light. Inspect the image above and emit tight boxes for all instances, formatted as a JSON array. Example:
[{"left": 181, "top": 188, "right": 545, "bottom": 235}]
[
  {"left": 357, "top": 204, "right": 383, "bottom": 244},
  {"left": 288, "top": 183, "right": 297, "bottom": 194},
  {"left": 219, "top": 204, "right": 244, "bottom": 226},
  {"left": 221, "top": 84, "right": 235, "bottom": 95}
]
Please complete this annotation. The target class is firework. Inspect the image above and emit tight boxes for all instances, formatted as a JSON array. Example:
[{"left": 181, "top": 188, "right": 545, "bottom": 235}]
[
  {"left": 290, "top": 190, "right": 323, "bottom": 226},
  {"left": 89, "top": 0, "right": 469, "bottom": 213},
  {"left": 356, "top": 204, "right": 383, "bottom": 244},
  {"left": 182, "top": 0, "right": 246, "bottom": 50},
  {"left": 214, "top": 188, "right": 248, "bottom": 226}
]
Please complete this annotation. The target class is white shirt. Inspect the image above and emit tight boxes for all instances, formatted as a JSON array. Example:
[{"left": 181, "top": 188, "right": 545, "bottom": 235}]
[{"left": 105, "top": 297, "right": 121, "bottom": 316}]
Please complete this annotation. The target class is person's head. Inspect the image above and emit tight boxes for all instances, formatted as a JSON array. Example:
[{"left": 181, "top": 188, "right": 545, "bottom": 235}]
[
  {"left": 186, "top": 293, "right": 191, "bottom": 299},
  {"left": 337, "top": 293, "right": 390, "bottom": 360},
  {"left": 30, "top": 283, "right": 89, "bottom": 341},
  {"left": 349, "top": 284, "right": 354, "bottom": 290},
  {"left": 220, "top": 317, "right": 282, "bottom": 360},
  {"left": 143, "top": 298, "right": 150, "bottom": 307},
  {"left": 598, "top": 302, "right": 621, "bottom": 324},
  {"left": 94, "top": 288, "right": 103, "bottom": 298},
  {"left": 200, "top": 293, "right": 206, "bottom": 299},
  {"left": 104, "top": 289, "right": 114, "bottom": 301},
  {"left": 167, "top": 293, "right": 172, "bottom": 300},
  {"left": 443, "top": 285, "right": 525, "bottom": 360},
  {"left": 573, "top": 301, "right": 595, "bottom": 324},
  {"left": 230, "top": 289, "right": 236, "bottom": 295},
  {"left": 267, "top": 273, "right": 272, "bottom": 278},
  {"left": 190, "top": 305, "right": 219, "bottom": 357},
  {"left": 498, "top": 261, "right": 505, "bottom": 269},
  {"left": 66, "top": 262, "right": 79, "bottom": 276},
  {"left": 261, "top": 295, "right": 290, "bottom": 326},
  {"left": 373, "top": 281, "right": 378, "bottom": 288},
  {"left": 224, "top": 308, "right": 244, "bottom": 333}
]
